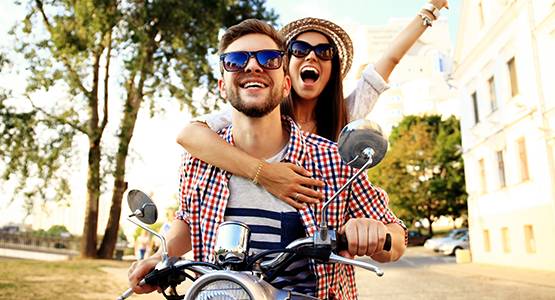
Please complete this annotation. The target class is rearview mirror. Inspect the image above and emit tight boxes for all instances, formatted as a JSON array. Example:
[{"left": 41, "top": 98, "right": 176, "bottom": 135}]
[
  {"left": 127, "top": 189, "right": 158, "bottom": 225},
  {"left": 337, "top": 119, "right": 388, "bottom": 169}
]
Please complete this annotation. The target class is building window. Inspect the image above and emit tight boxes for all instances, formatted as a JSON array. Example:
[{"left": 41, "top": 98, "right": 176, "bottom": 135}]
[
  {"left": 501, "top": 227, "right": 511, "bottom": 253},
  {"left": 517, "top": 138, "right": 530, "bottom": 181},
  {"left": 507, "top": 57, "right": 519, "bottom": 97},
  {"left": 497, "top": 151, "right": 506, "bottom": 188},
  {"left": 479, "top": 158, "right": 487, "bottom": 194},
  {"left": 483, "top": 229, "right": 491, "bottom": 253},
  {"left": 488, "top": 76, "right": 497, "bottom": 111},
  {"left": 472, "top": 92, "right": 480, "bottom": 124},
  {"left": 524, "top": 225, "right": 536, "bottom": 253}
]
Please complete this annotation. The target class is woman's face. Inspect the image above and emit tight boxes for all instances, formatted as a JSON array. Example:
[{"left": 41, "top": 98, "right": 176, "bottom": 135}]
[{"left": 288, "top": 31, "right": 333, "bottom": 102}]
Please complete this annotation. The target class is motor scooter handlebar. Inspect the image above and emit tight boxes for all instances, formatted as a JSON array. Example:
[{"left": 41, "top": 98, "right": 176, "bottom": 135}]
[
  {"left": 118, "top": 278, "right": 145, "bottom": 300},
  {"left": 338, "top": 233, "right": 391, "bottom": 252}
]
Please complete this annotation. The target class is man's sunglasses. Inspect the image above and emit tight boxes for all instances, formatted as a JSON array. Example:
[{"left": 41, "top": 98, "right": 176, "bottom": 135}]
[
  {"left": 289, "top": 40, "right": 336, "bottom": 61},
  {"left": 219, "top": 50, "right": 285, "bottom": 73}
]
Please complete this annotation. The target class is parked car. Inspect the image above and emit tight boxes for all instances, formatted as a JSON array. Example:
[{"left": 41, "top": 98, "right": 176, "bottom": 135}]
[
  {"left": 407, "top": 231, "right": 432, "bottom": 246},
  {"left": 439, "top": 233, "right": 470, "bottom": 255},
  {"left": 424, "top": 228, "right": 468, "bottom": 252}
]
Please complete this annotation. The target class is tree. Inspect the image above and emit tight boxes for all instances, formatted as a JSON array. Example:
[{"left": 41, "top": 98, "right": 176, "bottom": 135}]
[
  {"left": 368, "top": 115, "right": 467, "bottom": 236},
  {"left": 0, "top": 0, "right": 276, "bottom": 258},
  {"left": 46, "top": 225, "right": 71, "bottom": 237}
]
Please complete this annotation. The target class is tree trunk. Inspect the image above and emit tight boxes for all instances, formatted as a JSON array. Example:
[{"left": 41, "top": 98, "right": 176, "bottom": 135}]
[
  {"left": 97, "top": 178, "right": 127, "bottom": 258},
  {"left": 79, "top": 137, "right": 102, "bottom": 258},
  {"left": 427, "top": 216, "right": 434, "bottom": 237},
  {"left": 97, "top": 88, "right": 143, "bottom": 258}
]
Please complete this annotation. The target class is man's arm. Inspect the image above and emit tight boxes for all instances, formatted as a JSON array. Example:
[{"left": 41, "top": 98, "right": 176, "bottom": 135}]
[{"left": 128, "top": 220, "right": 192, "bottom": 294}]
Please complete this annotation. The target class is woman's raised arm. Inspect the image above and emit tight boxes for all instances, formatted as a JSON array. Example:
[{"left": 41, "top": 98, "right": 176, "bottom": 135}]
[{"left": 374, "top": 0, "right": 449, "bottom": 81}]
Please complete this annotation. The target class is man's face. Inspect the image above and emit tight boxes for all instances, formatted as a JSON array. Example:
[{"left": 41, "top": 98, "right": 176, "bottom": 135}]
[{"left": 218, "top": 33, "right": 291, "bottom": 118}]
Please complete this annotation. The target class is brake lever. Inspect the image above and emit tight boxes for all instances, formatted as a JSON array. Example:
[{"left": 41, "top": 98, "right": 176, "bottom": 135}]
[{"left": 328, "top": 253, "right": 384, "bottom": 276}]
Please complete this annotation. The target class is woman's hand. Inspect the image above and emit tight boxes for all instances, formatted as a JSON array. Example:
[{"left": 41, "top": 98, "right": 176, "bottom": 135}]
[
  {"left": 258, "top": 162, "right": 325, "bottom": 209},
  {"left": 430, "top": 0, "right": 449, "bottom": 12}
]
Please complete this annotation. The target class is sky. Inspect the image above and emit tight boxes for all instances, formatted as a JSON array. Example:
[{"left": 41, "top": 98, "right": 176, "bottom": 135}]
[{"left": 0, "top": 0, "right": 462, "bottom": 227}]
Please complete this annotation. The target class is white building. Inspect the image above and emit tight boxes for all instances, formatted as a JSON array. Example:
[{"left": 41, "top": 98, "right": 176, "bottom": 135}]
[
  {"left": 452, "top": 0, "right": 555, "bottom": 271},
  {"left": 344, "top": 18, "right": 458, "bottom": 135}
]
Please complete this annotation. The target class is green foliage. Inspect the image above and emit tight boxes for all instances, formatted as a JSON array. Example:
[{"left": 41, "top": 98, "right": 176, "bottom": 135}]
[
  {"left": 368, "top": 115, "right": 467, "bottom": 234},
  {"left": 1, "top": 0, "right": 277, "bottom": 257},
  {"left": 0, "top": 91, "right": 76, "bottom": 212},
  {"left": 45, "top": 225, "right": 72, "bottom": 237},
  {"left": 117, "top": 227, "right": 127, "bottom": 242},
  {"left": 119, "top": 0, "right": 278, "bottom": 116}
]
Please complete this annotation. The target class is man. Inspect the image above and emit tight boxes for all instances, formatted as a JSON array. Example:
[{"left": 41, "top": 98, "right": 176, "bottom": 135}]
[{"left": 128, "top": 19, "right": 406, "bottom": 299}]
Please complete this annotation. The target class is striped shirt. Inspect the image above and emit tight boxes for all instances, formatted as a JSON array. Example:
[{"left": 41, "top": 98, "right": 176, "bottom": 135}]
[
  {"left": 225, "top": 146, "right": 316, "bottom": 294},
  {"left": 177, "top": 116, "right": 407, "bottom": 300}
]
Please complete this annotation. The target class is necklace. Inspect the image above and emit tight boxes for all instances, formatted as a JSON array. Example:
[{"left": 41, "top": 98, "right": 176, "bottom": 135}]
[
  {"left": 297, "top": 117, "right": 314, "bottom": 123},
  {"left": 298, "top": 120, "right": 317, "bottom": 133}
]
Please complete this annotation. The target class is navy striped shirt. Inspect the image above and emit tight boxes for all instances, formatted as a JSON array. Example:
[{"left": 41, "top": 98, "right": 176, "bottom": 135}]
[{"left": 225, "top": 149, "right": 316, "bottom": 294}]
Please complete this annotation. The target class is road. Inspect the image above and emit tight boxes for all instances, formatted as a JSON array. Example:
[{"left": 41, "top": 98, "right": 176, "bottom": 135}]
[{"left": 355, "top": 246, "right": 555, "bottom": 300}]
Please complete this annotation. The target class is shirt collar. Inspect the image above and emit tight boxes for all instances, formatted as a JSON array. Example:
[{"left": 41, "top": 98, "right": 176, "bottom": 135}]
[
  {"left": 281, "top": 115, "right": 308, "bottom": 166},
  {"left": 219, "top": 115, "right": 308, "bottom": 166}
]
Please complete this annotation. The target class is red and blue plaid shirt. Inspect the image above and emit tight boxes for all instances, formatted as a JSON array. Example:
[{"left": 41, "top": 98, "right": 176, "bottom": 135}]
[{"left": 177, "top": 116, "right": 407, "bottom": 300}]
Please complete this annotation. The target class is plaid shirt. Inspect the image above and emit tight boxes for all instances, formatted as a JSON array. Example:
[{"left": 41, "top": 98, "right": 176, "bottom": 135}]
[{"left": 177, "top": 116, "right": 406, "bottom": 300}]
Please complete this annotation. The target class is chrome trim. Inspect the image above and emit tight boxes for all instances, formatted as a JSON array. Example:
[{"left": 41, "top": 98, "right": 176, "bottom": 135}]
[
  {"left": 184, "top": 271, "right": 291, "bottom": 300},
  {"left": 214, "top": 221, "right": 251, "bottom": 266}
]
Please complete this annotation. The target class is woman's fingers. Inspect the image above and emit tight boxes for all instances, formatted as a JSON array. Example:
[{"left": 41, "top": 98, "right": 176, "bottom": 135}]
[
  {"left": 259, "top": 162, "right": 326, "bottom": 208},
  {"left": 297, "top": 185, "right": 323, "bottom": 203}
]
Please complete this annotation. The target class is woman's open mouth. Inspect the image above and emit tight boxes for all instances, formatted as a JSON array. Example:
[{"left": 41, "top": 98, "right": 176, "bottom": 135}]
[{"left": 301, "top": 66, "right": 320, "bottom": 84}]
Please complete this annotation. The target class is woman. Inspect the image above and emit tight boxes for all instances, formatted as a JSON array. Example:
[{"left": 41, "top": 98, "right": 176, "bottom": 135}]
[
  {"left": 176, "top": 0, "right": 449, "bottom": 208},
  {"left": 135, "top": 230, "right": 150, "bottom": 261}
]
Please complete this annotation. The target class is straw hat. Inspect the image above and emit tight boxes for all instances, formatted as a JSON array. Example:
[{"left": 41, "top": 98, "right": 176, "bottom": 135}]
[{"left": 279, "top": 17, "right": 354, "bottom": 79}]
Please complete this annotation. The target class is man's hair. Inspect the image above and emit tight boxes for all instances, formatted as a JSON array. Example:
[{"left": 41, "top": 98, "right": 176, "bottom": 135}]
[
  {"left": 218, "top": 19, "right": 287, "bottom": 73},
  {"left": 219, "top": 19, "right": 286, "bottom": 54}
]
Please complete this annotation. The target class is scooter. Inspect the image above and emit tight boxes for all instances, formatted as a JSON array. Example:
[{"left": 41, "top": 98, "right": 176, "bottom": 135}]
[{"left": 119, "top": 119, "right": 391, "bottom": 300}]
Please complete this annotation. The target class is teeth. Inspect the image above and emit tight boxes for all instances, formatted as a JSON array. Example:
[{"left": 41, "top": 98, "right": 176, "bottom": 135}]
[
  {"left": 244, "top": 82, "right": 267, "bottom": 89},
  {"left": 301, "top": 67, "right": 319, "bottom": 75}
]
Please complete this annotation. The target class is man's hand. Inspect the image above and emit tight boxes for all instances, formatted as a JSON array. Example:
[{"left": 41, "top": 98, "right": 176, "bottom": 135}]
[
  {"left": 128, "top": 255, "right": 162, "bottom": 294},
  {"left": 339, "top": 218, "right": 388, "bottom": 259}
]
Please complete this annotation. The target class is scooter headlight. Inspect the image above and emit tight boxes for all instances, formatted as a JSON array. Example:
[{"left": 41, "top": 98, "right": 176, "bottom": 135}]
[{"left": 191, "top": 279, "right": 252, "bottom": 300}]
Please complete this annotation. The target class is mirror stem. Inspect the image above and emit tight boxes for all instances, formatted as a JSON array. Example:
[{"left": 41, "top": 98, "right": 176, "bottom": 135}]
[
  {"left": 319, "top": 148, "right": 375, "bottom": 232},
  {"left": 127, "top": 216, "right": 168, "bottom": 262}
]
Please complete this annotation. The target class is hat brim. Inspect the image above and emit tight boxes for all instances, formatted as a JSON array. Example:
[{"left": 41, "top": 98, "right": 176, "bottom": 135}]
[{"left": 279, "top": 17, "right": 353, "bottom": 79}]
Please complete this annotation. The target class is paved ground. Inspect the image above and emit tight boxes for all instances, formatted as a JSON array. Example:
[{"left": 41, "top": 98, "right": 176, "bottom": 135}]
[
  {"left": 355, "top": 246, "right": 555, "bottom": 299},
  {"left": 105, "top": 248, "right": 555, "bottom": 299}
]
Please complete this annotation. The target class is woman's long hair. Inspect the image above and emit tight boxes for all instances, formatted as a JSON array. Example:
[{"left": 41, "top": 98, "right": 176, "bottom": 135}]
[{"left": 280, "top": 33, "right": 348, "bottom": 142}]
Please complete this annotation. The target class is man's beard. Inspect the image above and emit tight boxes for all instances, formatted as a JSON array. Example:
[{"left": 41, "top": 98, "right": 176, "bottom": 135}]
[{"left": 227, "top": 76, "right": 282, "bottom": 118}]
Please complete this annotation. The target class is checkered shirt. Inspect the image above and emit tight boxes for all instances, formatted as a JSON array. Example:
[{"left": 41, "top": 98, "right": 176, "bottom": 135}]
[{"left": 176, "top": 116, "right": 407, "bottom": 300}]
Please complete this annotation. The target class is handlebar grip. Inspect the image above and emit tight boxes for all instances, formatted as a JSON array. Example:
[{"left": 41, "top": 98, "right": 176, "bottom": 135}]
[
  {"left": 384, "top": 233, "right": 391, "bottom": 251},
  {"left": 338, "top": 233, "right": 391, "bottom": 252}
]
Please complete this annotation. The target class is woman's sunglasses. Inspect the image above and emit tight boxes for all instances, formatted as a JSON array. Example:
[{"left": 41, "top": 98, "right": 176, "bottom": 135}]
[
  {"left": 289, "top": 40, "right": 336, "bottom": 61},
  {"left": 219, "top": 50, "right": 285, "bottom": 73}
]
